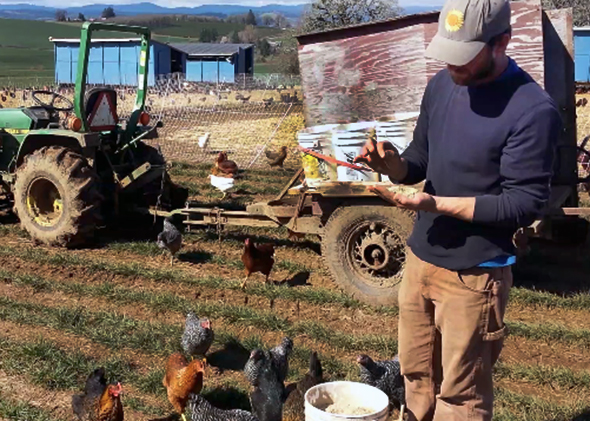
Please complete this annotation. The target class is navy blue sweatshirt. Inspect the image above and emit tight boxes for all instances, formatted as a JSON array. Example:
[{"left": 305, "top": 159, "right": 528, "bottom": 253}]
[{"left": 399, "top": 59, "right": 562, "bottom": 271}]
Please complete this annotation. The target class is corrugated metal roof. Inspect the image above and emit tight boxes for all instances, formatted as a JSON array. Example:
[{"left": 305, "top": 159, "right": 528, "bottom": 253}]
[{"left": 168, "top": 43, "right": 254, "bottom": 57}]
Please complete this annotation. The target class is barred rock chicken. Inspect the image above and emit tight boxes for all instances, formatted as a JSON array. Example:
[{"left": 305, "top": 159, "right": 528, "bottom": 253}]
[
  {"left": 265, "top": 146, "right": 288, "bottom": 169},
  {"left": 181, "top": 311, "right": 214, "bottom": 360},
  {"left": 163, "top": 353, "right": 206, "bottom": 421},
  {"left": 245, "top": 349, "right": 283, "bottom": 421},
  {"left": 215, "top": 151, "right": 239, "bottom": 177},
  {"left": 187, "top": 393, "right": 258, "bottom": 421},
  {"left": 283, "top": 352, "right": 323, "bottom": 421},
  {"left": 269, "top": 337, "right": 293, "bottom": 387},
  {"left": 241, "top": 238, "right": 275, "bottom": 289},
  {"left": 357, "top": 354, "right": 405, "bottom": 421},
  {"left": 157, "top": 216, "right": 182, "bottom": 265},
  {"left": 72, "top": 367, "right": 124, "bottom": 421}
]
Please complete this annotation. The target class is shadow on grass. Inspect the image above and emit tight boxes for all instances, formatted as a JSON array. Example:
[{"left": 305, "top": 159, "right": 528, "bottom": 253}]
[
  {"left": 178, "top": 250, "right": 215, "bottom": 264},
  {"left": 207, "top": 339, "right": 251, "bottom": 373},
  {"left": 281, "top": 271, "right": 311, "bottom": 287},
  {"left": 513, "top": 237, "right": 590, "bottom": 296},
  {"left": 202, "top": 386, "right": 252, "bottom": 411}
]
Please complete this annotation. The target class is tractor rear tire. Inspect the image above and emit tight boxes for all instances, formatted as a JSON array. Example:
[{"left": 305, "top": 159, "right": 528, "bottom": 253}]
[
  {"left": 13, "top": 146, "right": 102, "bottom": 248},
  {"left": 321, "top": 205, "right": 414, "bottom": 307}
]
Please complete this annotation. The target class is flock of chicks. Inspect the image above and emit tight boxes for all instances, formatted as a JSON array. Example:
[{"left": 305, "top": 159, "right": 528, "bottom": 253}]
[{"left": 71, "top": 312, "right": 406, "bottom": 421}]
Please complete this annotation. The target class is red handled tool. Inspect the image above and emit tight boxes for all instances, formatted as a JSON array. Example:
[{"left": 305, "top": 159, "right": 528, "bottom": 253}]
[{"left": 297, "top": 145, "right": 375, "bottom": 173}]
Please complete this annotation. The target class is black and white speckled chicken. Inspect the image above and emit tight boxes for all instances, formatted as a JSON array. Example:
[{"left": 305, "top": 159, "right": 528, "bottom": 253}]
[
  {"left": 283, "top": 351, "right": 323, "bottom": 421},
  {"left": 187, "top": 393, "right": 258, "bottom": 421},
  {"left": 157, "top": 216, "right": 182, "bottom": 265},
  {"left": 181, "top": 311, "right": 214, "bottom": 360},
  {"left": 269, "top": 337, "right": 293, "bottom": 387},
  {"left": 357, "top": 354, "right": 405, "bottom": 421},
  {"left": 245, "top": 349, "right": 283, "bottom": 421}
]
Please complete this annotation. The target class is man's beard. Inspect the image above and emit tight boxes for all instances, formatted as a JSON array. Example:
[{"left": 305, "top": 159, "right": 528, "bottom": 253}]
[{"left": 449, "top": 54, "right": 496, "bottom": 86}]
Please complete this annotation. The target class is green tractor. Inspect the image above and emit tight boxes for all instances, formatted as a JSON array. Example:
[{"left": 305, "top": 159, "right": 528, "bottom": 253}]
[{"left": 0, "top": 22, "right": 187, "bottom": 247}]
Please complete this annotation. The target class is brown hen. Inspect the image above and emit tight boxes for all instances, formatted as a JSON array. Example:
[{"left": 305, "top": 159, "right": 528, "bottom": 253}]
[
  {"left": 214, "top": 151, "right": 239, "bottom": 176},
  {"left": 72, "top": 367, "right": 123, "bottom": 421},
  {"left": 162, "top": 353, "right": 205, "bottom": 421},
  {"left": 241, "top": 238, "right": 275, "bottom": 289}
]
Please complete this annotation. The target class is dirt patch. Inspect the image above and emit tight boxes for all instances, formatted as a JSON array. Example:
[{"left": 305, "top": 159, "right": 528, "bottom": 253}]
[
  {"left": 500, "top": 336, "right": 590, "bottom": 372},
  {"left": 507, "top": 305, "right": 590, "bottom": 332},
  {"left": 0, "top": 254, "right": 397, "bottom": 340}
]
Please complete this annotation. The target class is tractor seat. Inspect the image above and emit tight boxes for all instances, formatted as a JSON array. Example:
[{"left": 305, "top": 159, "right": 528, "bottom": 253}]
[{"left": 84, "top": 88, "right": 118, "bottom": 132}]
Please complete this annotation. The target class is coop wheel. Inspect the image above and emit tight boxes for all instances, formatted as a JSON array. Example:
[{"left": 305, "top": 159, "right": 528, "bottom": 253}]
[
  {"left": 13, "top": 146, "right": 102, "bottom": 247},
  {"left": 321, "top": 205, "right": 414, "bottom": 307}
]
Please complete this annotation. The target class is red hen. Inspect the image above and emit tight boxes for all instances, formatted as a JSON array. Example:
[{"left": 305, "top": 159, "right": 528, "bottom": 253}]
[{"left": 241, "top": 238, "right": 275, "bottom": 289}]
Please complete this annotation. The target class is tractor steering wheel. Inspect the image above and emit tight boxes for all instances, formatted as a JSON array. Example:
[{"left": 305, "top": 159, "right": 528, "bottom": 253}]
[{"left": 31, "top": 90, "right": 74, "bottom": 112}]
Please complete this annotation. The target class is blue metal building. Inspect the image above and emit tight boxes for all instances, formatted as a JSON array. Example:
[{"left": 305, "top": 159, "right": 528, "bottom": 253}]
[
  {"left": 575, "top": 27, "right": 590, "bottom": 83},
  {"left": 49, "top": 37, "right": 254, "bottom": 86}
]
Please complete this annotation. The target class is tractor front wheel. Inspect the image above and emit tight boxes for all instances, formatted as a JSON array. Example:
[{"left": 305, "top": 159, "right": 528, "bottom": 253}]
[
  {"left": 321, "top": 205, "right": 414, "bottom": 307},
  {"left": 13, "top": 146, "right": 102, "bottom": 247}
]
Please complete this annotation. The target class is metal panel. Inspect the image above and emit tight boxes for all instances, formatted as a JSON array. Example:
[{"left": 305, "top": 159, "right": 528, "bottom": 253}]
[
  {"left": 55, "top": 45, "right": 71, "bottom": 62},
  {"left": 89, "top": 45, "right": 103, "bottom": 62},
  {"left": 121, "top": 62, "right": 138, "bottom": 86},
  {"left": 576, "top": 54, "right": 590, "bottom": 82},
  {"left": 88, "top": 61, "right": 104, "bottom": 85},
  {"left": 148, "top": 44, "right": 155, "bottom": 86},
  {"left": 202, "top": 60, "right": 218, "bottom": 83},
  {"left": 296, "top": 1, "right": 546, "bottom": 125},
  {"left": 120, "top": 43, "right": 138, "bottom": 62},
  {"left": 103, "top": 44, "right": 119, "bottom": 62},
  {"left": 56, "top": 60, "right": 72, "bottom": 84},
  {"left": 574, "top": 32, "right": 590, "bottom": 82},
  {"left": 103, "top": 44, "right": 120, "bottom": 86},
  {"left": 219, "top": 60, "right": 235, "bottom": 82},
  {"left": 543, "top": 8, "right": 578, "bottom": 200},
  {"left": 186, "top": 60, "right": 202, "bottom": 82}
]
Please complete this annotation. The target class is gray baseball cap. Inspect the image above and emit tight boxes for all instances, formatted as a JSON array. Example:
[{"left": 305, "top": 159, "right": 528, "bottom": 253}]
[{"left": 425, "top": 0, "right": 511, "bottom": 66}]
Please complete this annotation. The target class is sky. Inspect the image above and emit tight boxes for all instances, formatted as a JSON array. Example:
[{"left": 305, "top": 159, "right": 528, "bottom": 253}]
[{"left": 0, "top": 0, "right": 445, "bottom": 8}]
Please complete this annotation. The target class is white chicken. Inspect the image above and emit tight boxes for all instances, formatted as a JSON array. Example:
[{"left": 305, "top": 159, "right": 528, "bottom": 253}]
[
  {"left": 208, "top": 174, "right": 235, "bottom": 199},
  {"left": 198, "top": 133, "right": 210, "bottom": 149}
]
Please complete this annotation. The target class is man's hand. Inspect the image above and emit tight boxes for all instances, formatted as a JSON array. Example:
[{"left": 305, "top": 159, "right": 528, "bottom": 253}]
[
  {"left": 353, "top": 137, "right": 407, "bottom": 181},
  {"left": 369, "top": 185, "right": 476, "bottom": 222},
  {"left": 369, "top": 185, "right": 436, "bottom": 212}
]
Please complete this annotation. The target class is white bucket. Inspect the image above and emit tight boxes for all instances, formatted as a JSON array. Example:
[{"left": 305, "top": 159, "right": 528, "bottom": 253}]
[
  {"left": 304, "top": 381, "right": 389, "bottom": 421},
  {"left": 332, "top": 122, "right": 380, "bottom": 183},
  {"left": 298, "top": 124, "right": 340, "bottom": 185}
]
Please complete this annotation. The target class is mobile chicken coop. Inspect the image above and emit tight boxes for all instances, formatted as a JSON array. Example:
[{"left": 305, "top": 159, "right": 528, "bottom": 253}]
[{"left": 160, "top": 0, "right": 590, "bottom": 307}]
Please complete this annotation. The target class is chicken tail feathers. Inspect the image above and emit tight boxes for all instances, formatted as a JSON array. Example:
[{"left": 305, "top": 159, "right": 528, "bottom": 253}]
[{"left": 309, "top": 351, "right": 323, "bottom": 380}]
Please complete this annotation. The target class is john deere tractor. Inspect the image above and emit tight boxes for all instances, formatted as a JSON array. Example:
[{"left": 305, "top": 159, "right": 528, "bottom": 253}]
[{"left": 0, "top": 22, "right": 187, "bottom": 247}]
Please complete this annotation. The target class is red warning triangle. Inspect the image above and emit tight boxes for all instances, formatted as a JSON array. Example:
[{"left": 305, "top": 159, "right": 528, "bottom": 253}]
[{"left": 87, "top": 92, "right": 118, "bottom": 131}]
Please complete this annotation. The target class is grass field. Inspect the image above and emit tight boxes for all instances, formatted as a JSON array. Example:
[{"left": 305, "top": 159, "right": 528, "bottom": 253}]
[
  {"left": 1, "top": 158, "right": 590, "bottom": 421},
  {"left": 0, "top": 17, "right": 286, "bottom": 82}
]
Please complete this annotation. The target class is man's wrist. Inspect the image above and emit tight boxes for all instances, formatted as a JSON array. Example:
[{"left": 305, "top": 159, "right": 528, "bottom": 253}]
[{"left": 386, "top": 159, "right": 408, "bottom": 182}]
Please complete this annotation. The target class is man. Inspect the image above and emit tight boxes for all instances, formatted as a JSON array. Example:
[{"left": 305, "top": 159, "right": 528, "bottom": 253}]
[{"left": 354, "top": 0, "right": 562, "bottom": 419}]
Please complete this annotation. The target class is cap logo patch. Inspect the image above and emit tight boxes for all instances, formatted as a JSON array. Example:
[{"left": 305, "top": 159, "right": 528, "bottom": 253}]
[{"left": 445, "top": 10, "right": 464, "bottom": 32}]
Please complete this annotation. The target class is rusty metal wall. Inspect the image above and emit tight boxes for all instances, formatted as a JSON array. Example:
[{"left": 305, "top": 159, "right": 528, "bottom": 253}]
[{"left": 296, "top": 1, "right": 546, "bottom": 125}]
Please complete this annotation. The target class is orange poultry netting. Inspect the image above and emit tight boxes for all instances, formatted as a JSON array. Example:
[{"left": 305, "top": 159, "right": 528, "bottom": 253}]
[{"left": 0, "top": 73, "right": 305, "bottom": 169}]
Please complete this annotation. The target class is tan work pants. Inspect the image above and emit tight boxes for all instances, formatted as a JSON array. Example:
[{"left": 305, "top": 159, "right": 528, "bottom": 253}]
[{"left": 398, "top": 249, "right": 512, "bottom": 421}]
